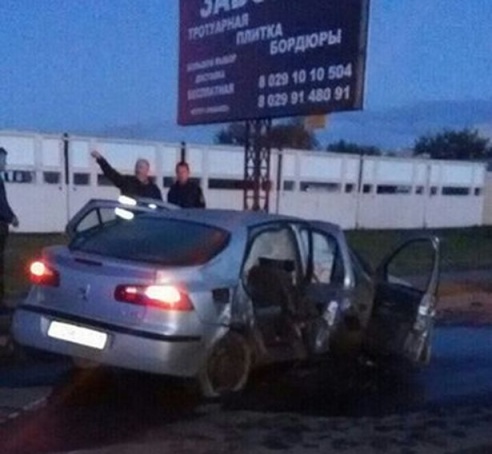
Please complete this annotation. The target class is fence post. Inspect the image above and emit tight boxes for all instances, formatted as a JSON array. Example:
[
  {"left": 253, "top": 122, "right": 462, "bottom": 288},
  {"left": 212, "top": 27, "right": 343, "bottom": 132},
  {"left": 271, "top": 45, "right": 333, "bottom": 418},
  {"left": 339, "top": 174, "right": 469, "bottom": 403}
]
[
  {"left": 354, "top": 153, "right": 364, "bottom": 229},
  {"left": 62, "top": 133, "right": 71, "bottom": 223},
  {"left": 274, "top": 149, "right": 283, "bottom": 215}
]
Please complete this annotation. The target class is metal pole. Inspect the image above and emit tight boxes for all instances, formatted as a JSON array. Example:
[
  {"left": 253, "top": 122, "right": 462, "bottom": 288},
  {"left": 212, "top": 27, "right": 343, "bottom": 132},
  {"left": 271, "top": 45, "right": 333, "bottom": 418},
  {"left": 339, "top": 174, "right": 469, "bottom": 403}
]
[
  {"left": 180, "top": 141, "right": 187, "bottom": 162},
  {"left": 275, "top": 149, "right": 283, "bottom": 214},
  {"left": 243, "top": 119, "right": 272, "bottom": 211},
  {"left": 63, "top": 133, "right": 70, "bottom": 186},
  {"left": 62, "top": 133, "right": 71, "bottom": 223},
  {"left": 355, "top": 153, "right": 364, "bottom": 229}
]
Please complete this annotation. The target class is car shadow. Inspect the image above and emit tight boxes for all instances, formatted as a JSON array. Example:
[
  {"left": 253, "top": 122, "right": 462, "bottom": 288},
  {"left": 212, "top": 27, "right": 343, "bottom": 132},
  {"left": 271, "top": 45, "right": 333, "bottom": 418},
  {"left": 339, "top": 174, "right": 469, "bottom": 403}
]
[{"left": 222, "top": 359, "right": 428, "bottom": 418}]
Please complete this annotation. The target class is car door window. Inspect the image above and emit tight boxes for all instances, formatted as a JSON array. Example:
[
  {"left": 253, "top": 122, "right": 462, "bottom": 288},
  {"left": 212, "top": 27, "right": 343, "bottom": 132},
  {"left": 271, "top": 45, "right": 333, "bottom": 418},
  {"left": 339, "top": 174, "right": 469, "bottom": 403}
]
[
  {"left": 385, "top": 239, "right": 436, "bottom": 293},
  {"left": 301, "top": 230, "right": 344, "bottom": 285},
  {"left": 291, "top": 224, "right": 310, "bottom": 278},
  {"left": 243, "top": 225, "right": 302, "bottom": 310},
  {"left": 74, "top": 207, "right": 117, "bottom": 234},
  {"left": 244, "top": 226, "right": 299, "bottom": 281}
]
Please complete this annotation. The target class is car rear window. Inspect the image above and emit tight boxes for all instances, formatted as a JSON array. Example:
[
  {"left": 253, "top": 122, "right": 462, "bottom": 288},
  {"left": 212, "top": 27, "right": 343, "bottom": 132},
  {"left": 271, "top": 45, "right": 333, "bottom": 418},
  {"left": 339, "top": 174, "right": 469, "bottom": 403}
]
[{"left": 69, "top": 215, "right": 230, "bottom": 266}]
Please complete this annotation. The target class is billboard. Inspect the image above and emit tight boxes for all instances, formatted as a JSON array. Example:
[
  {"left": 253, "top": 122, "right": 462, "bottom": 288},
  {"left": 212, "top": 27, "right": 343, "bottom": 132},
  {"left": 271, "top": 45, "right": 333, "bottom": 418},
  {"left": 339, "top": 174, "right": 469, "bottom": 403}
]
[{"left": 178, "top": 0, "right": 370, "bottom": 125}]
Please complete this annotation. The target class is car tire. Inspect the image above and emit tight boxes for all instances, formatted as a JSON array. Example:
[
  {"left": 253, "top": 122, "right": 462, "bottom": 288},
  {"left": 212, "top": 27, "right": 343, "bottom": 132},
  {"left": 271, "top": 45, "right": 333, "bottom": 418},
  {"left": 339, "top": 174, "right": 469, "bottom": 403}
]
[{"left": 198, "top": 332, "right": 251, "bottom": 399}]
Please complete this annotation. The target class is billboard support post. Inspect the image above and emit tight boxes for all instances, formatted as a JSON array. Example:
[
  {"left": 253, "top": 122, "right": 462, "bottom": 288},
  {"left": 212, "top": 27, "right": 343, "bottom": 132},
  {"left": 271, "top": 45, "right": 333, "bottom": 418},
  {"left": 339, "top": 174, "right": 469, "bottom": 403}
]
[
  {"left": 243, "top": 118, "right": 272, "bottom": 212},
  {"left": 180, "top": 141, "right": 187, "bottom": 162},
  {"left": 179, "top": 1, "right": 370, "bottom": 210}
]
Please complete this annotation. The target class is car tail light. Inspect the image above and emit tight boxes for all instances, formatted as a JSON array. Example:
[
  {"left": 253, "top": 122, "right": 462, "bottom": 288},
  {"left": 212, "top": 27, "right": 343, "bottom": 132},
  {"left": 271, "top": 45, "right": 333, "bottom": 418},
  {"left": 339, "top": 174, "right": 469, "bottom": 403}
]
[
  {"left": 29, "top": 261, "right": 60, "bottom": 287},
  {"left": 114, "top": 285, "right": 193, "bottom": 312}
]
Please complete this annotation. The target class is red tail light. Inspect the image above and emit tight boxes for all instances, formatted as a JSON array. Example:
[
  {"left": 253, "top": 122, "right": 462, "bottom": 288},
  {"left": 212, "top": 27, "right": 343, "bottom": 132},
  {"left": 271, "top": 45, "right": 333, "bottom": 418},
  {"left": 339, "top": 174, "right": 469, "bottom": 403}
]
[
  {"left": 114, "top": 285, "right": 193, "bottom": 312},
  {"left": 29, "top": 261, "right": 60, "bottom": 287}
]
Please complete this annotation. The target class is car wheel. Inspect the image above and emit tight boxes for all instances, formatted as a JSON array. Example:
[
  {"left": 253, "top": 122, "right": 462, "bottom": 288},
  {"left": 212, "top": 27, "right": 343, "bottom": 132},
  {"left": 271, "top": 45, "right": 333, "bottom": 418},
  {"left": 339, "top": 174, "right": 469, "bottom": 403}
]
[{"left": 198, "top": 332, "right": 251, "bottom": 399}]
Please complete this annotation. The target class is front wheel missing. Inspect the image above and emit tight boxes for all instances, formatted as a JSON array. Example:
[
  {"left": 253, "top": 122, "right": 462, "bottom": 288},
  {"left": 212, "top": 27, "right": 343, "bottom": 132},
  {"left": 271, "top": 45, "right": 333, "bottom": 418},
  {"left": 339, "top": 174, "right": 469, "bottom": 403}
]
[{"left": 198, "top": 332, "right": 252, "bottom": 399}]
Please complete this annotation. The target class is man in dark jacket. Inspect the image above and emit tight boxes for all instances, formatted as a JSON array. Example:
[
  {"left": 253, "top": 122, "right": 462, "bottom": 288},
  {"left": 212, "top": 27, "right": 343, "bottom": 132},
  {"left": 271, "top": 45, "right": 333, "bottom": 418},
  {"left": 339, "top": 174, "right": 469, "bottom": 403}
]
[
  {"left": 167, "top": 161, "right": 206, "bottom": 208},
  {"left": 91, "top": 150, "right": 162, "bottom": 200},
  {"left": 0, "top": 148, "right": 19, "bottom": 311}
]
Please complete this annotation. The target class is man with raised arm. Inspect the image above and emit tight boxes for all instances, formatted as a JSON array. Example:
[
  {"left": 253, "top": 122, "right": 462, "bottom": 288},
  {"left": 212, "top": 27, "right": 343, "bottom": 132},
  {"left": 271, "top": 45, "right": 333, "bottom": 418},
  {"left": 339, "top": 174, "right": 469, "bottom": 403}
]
[{"left": 91, "top": 150, "right": 162, "bottom": 200}]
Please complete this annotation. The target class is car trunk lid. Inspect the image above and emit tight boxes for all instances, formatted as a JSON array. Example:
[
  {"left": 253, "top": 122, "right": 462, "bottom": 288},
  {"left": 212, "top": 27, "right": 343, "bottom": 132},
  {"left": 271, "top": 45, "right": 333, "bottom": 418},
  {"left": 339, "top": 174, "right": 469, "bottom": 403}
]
[{"left": 30, "top": 247, "right": 203, "bottom": 340}]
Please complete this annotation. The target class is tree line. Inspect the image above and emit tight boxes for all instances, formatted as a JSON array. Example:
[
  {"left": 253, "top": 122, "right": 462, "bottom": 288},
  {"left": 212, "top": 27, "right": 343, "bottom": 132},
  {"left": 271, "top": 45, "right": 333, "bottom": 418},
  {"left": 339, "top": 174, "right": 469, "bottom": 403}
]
[{"left": 215, "top": 120, "right": 492, "bottom": 161}]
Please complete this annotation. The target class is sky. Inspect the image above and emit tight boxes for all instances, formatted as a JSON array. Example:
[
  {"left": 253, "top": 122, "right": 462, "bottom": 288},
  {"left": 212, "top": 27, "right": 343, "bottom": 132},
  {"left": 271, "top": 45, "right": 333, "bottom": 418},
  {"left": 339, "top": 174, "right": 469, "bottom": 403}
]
[{"left": 1, "top": 0, "right": 492, "bottom": 150}]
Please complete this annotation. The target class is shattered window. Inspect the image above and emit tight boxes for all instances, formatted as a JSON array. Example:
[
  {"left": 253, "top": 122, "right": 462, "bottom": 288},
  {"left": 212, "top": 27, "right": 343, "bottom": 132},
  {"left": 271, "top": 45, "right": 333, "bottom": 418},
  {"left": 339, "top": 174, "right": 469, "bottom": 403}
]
[{"left": 243, "top": 226, "right": 299, "bottom": 281}]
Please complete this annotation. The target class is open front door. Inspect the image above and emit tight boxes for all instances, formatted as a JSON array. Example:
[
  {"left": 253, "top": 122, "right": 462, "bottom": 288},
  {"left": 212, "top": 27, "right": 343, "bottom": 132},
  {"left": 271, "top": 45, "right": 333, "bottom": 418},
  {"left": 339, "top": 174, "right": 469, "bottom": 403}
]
[{"left": 366, "top": 237, "right": 440, "bottom": 364}]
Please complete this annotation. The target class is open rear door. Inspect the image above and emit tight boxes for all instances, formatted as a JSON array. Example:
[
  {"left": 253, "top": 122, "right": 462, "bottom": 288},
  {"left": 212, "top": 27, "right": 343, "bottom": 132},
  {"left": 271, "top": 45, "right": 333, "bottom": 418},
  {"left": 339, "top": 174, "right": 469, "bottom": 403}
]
[{"left": 366, "top": 237, "right": 440, "bottom": 365}]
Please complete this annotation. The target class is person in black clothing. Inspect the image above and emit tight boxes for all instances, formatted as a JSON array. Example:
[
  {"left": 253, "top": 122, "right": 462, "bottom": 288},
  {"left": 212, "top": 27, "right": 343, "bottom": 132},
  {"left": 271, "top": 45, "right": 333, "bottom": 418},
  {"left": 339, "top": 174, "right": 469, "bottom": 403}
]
[
  {"left": 167, "top": 161, "right": 206, "bottom": 208},
  {"left": 91, "top": 150, "right": 162, "bottom": 200},
  {"left": 0, "top": 148, "right": 19, "bottom": 311}
]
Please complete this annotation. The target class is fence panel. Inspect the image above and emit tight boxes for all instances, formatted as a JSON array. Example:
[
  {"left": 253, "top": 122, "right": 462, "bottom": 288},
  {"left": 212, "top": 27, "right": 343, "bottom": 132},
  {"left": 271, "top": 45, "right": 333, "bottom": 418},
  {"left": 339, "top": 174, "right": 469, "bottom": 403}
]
[{"left": 0, "top": 131, "right": 487, "bottom": 233}]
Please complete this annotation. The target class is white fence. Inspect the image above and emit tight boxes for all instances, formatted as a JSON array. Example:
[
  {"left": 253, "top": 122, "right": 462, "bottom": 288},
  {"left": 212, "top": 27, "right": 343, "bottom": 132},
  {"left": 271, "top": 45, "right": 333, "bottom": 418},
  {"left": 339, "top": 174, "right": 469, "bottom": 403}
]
[
  {"left": 0, "top": 130, "right": 487, "bottom": 233},
  {"left": 483, "top": 173, "right": 492, "bottom": 226}
]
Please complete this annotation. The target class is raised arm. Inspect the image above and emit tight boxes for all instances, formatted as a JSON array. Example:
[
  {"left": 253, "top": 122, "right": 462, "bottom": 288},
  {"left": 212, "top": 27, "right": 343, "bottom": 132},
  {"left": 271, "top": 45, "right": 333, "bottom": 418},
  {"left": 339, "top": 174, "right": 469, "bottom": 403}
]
[{"left": 91, "top": 150, "right": 125, "bottom": 189}]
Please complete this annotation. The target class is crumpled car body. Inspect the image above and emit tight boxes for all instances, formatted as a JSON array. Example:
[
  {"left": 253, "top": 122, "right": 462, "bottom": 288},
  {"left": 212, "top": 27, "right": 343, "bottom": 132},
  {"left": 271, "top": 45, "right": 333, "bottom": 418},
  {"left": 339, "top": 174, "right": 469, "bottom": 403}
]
[{"left": 12, "top": 199, "right": 440, "bottom": 397}]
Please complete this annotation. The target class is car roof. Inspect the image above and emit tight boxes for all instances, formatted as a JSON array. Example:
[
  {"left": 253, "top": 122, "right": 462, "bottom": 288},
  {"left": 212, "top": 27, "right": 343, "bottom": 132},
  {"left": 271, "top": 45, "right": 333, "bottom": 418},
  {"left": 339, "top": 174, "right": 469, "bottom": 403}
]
[
  {"left": 159, "top": 209, "right": 342, "bottom": 234},
  {"left": 161, "top": 209, "right": 296, "bottom": 231},
  {"left": 68, "top": 199, "right": 343, "bottom": 237}
]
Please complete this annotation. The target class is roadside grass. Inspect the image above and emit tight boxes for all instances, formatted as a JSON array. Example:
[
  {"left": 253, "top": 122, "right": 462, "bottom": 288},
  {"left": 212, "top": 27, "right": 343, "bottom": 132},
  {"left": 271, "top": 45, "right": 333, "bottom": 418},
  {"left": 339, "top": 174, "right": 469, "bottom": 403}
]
[
  {"left": 345, "top": 226, "right": 492, "bottom": 272},
  {"left": 4, "top": 226, "right": 492, "bottom": 299}
]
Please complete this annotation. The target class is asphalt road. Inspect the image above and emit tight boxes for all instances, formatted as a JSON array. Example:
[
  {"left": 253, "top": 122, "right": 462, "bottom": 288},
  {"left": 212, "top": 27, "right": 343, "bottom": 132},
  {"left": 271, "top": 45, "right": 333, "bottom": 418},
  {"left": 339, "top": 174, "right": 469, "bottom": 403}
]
[{"left": 1, "top": 324, "right": 492, "bottom": 454}]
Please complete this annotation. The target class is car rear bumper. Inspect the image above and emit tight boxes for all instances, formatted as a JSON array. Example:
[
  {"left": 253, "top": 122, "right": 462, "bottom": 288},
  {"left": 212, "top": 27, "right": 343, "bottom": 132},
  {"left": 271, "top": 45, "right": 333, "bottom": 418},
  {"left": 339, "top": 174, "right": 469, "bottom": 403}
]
[{"left": 12, "top": 306, "right": 205, "bottom": 377}]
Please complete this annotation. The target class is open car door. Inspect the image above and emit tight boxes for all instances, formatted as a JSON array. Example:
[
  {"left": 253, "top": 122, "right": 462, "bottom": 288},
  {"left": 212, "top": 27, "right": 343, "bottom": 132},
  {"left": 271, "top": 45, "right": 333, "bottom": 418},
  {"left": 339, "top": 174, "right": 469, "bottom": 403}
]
[{"left": 366, "top": 237, "right": 440, "bottom": 365}]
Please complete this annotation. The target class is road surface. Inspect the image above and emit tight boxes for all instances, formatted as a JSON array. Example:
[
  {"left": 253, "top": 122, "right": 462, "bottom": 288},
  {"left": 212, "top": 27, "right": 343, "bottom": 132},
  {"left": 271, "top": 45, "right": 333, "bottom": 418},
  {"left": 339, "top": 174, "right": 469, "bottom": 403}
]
[{"left": 0, "top": 324, "right": 491, "bottom": 453}]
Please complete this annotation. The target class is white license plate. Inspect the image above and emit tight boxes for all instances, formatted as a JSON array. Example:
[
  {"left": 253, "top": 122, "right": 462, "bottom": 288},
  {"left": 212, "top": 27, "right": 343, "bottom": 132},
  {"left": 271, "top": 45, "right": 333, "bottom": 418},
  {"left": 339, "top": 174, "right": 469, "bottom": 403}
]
[{"left": 48, "top": 321, "right": 108, "bottom": 350}]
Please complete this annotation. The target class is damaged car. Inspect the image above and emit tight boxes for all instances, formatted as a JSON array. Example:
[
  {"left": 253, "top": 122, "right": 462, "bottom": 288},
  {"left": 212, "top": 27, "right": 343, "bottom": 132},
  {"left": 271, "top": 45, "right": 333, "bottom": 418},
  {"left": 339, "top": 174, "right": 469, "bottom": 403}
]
[{"left": 12, "top": 199, "right": 440, "bottom": 397}]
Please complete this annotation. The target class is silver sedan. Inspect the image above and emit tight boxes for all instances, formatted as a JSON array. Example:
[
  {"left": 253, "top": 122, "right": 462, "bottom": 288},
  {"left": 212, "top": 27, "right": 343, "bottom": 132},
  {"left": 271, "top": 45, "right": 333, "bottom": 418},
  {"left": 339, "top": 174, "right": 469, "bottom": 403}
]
[{"left": 13, "top": 199, "right": 440, "bottom": 397}]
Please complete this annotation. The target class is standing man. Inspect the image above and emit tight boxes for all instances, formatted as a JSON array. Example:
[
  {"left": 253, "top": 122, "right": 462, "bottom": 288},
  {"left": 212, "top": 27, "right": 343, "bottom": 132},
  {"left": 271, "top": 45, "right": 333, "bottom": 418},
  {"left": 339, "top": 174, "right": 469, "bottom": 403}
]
[
  {"left": 167, "top": 161, "right": 206, "bottom": 208},
  {"left": 0, "top": 148, "right": 19, "bottom": 311},
  {"left": 91, "top": 150, "right": 162, "bottom": 200}
]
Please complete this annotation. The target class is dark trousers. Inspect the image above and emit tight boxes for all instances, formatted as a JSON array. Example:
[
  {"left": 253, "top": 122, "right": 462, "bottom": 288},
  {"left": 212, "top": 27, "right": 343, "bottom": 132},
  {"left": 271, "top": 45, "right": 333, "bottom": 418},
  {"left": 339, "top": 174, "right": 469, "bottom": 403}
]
[{"left": 0, "top": 233, "right": 7, "bottom": 306}]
